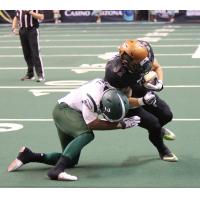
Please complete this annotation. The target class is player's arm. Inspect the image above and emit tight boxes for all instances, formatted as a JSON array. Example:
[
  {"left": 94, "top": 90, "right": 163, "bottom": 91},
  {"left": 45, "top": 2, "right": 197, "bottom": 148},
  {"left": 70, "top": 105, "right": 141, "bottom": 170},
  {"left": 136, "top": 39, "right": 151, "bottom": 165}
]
[
  {"left": 82, "top": 104, "right": 140, "bottom": 130},
  {"left": 151, "top": 59, "right": 163, "bottom": 81},
  {"left": 143, "top": 59, "right": 164, "bottom": 92},
  {"left": 128, "top": 92, "right": 157, "bottom": 107},
  {"left": 88, "top": 117, "right": 140, "bottom": 130},
  {"left": 88, "top": 119, "right": 121, "bottom": 130},
  {"left": 12, "top": 16, "right": 19, "bottom": 35},
  {"left": 12, "top": 16, "right": 18, "bottom": 29},
  {"left": 29, "top": 10, "right": 44, "bottom": 21}
]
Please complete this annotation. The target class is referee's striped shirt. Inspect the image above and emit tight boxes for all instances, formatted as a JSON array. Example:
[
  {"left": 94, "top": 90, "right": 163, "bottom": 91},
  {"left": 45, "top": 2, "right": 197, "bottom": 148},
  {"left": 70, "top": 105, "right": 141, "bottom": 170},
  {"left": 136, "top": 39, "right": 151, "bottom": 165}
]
[{"left": 16, "top": 10, "right": 42, "bottom": 28}]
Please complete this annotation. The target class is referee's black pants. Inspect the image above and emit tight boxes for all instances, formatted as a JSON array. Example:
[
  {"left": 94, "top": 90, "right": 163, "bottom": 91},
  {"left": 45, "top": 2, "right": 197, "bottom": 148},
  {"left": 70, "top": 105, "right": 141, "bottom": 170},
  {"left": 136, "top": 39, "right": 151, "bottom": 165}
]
[
  {"left": 126, "top": 94, "right": 173, "bottom": 156},
  {"left": 19, "top": 27, "right": 44, "bottom": 78}
]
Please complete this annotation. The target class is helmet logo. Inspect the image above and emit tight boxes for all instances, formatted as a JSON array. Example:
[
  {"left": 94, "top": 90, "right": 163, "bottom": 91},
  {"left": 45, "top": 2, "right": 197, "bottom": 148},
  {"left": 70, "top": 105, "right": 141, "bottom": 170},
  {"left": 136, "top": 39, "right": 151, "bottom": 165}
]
[{"left": 104, "top": 106, "right": 111, "bottom": 113}]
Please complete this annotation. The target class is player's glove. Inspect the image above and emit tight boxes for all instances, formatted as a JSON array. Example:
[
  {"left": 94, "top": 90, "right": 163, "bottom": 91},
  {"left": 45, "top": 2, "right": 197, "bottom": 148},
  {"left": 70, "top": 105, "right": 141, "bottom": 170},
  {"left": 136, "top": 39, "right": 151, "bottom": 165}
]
[
  {"left": 120, "top": 116, "right": 140, "bottom": 129},
  {"left": 144, "top": 79, "right": 163, "bottom": 92},
  {"left": 138, "top": 91, "right": 157, "bottom": 107}
]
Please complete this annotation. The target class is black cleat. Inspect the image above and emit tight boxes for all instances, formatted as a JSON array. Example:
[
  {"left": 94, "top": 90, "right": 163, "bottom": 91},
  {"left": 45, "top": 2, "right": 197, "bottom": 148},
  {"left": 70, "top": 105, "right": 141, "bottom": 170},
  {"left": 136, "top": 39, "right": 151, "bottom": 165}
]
[{"left": 20, "top": 75, "right": 35, "bottom": 81}]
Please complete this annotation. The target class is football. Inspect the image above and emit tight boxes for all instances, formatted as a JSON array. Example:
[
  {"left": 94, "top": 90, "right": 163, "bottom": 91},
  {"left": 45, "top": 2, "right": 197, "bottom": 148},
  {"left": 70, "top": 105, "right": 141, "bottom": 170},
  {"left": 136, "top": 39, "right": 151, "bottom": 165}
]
[{"left": 143, "top": 71, "right": 158, "bottom": 85}]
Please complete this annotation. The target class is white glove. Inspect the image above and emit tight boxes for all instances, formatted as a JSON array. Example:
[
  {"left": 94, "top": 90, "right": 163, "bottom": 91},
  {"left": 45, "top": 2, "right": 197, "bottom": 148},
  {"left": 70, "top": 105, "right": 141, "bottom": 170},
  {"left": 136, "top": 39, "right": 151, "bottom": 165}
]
[
  {"left": 138, "top": 91, "right": 157, "bottom": 106},
  {"left": 144, "top": 79, "right": 163, "bottom": 92},
  {"left": 120, "top": 116, "right": 140, "bottom": 129}
]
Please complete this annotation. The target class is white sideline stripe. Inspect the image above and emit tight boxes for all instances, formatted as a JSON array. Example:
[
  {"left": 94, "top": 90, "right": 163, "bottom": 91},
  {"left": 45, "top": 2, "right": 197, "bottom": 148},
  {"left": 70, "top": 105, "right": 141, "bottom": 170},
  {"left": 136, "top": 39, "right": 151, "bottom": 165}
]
[
  {"left": 0, "top": 118, "right": 199, "bottom": 122},
  {"left": 1, "top": 33, "right": 197, "bottom": 37},
  {"left": 0, "top": 66, "right": 200, "bottom": 70},
  {"left": 0, "top": 54, "right": 193, "bottom": 58},
  {"left": 0, "top": 85, "right": 200, "bottom": 89},
  {"left": 0, "top": 86, "right": 77, "bottom": 89},
  {"left": 165, "top": 85, "right": 200, "bottom": 88},
  {"left": 1, "top": 38, "right": 200, "bottom": 43},
  {"left": 0, "top": 44, "right": 198, "bottom": 49}
]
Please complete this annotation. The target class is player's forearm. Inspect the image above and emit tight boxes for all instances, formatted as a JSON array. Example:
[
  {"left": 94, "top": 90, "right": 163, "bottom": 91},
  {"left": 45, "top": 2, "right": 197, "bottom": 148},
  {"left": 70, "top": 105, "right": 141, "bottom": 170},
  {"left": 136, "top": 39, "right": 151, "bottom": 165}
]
[
  {"left": 12, "top": 17, "right": 18, "bottom": 29},
  {"left": 152, "top": 59, "right": 163, "bottom": 81},
  {"left": 128, "top": 97, "right": 141, "bottom": 107},
  {"left": 88, "top": 119, "right": 122, "bottom": 130},
  {"left": 29, "top": 11, "right": 44, "bottom": 21}
]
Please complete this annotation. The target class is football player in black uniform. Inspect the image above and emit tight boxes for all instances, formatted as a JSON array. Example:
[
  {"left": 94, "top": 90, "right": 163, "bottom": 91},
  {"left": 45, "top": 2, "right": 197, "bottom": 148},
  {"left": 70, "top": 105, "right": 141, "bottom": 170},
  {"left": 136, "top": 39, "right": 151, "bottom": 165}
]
[{"left": 104, "top": 39, "right": 178, "bottom": 162}]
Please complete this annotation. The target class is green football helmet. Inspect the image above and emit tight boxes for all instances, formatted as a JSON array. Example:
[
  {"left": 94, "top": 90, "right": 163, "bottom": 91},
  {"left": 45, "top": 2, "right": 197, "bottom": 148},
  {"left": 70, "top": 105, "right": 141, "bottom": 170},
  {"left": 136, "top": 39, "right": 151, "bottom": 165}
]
[{"left": 100, "top": 88, "right": 129, "bottom": 122}]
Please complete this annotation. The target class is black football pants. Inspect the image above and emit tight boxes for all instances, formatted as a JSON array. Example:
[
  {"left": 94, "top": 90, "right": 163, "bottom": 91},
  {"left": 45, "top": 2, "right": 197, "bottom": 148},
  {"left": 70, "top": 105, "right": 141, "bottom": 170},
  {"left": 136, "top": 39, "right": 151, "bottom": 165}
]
[
  {"left": 19, "top": 27, "right": 44, "bottom": 78},
  {"left": 126, "top": 94, "right": 173, "bottom": 155}
]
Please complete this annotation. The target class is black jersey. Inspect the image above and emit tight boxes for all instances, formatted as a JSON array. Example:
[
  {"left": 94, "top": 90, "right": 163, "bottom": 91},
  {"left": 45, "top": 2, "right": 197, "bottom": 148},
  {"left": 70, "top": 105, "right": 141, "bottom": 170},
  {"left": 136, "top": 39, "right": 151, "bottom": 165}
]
[
  {"left": 104, "top": 40, "right": 155, "bottom": 97},
  {"left": 104, "top": 55, "right": 141, "bottom": 88},
  {"left": 16, "top": 10, "right": 42, "bottom": 28}
]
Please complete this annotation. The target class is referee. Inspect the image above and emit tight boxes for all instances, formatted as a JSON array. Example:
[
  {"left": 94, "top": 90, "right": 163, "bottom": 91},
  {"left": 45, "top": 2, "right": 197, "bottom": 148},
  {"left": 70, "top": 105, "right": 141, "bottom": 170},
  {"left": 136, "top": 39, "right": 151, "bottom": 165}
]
[{"left": 12, "top": 10, "right": 45, "bottom": 82}]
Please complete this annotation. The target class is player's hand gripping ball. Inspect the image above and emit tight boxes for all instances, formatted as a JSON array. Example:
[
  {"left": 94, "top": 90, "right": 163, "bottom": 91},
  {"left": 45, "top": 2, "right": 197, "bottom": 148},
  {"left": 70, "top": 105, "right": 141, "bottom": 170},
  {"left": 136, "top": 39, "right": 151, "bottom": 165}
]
[{"left": 143, "top": 71, "right": 163, "bottom": 92}]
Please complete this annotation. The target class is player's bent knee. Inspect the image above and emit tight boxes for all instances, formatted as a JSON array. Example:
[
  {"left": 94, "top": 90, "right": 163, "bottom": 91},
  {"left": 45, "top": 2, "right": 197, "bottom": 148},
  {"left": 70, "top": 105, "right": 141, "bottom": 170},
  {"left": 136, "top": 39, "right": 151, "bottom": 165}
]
[{"left": 163, "top": 110, "right": 173, "bottom": 124}]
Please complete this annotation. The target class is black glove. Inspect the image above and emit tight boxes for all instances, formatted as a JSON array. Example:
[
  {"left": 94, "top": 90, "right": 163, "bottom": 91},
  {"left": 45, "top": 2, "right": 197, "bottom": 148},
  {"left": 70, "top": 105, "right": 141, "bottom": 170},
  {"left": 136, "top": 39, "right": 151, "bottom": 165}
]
[{"left": 120, "top": 116, "right": 140, "bottom": 129}]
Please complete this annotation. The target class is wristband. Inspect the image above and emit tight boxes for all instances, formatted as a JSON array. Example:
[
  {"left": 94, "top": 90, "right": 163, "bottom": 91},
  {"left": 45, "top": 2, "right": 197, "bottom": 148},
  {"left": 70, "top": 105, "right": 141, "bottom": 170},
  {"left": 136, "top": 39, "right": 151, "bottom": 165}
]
[{"left": 138, "top": 98, "right": 145, "bottom": 106}]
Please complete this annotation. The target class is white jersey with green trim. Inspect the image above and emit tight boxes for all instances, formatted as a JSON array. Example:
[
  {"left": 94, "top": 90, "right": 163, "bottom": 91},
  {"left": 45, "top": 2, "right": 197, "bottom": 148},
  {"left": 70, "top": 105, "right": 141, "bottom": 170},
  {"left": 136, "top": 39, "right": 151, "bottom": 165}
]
[{"left": 58, "top": 78, "right": 111, "bottom": 124}]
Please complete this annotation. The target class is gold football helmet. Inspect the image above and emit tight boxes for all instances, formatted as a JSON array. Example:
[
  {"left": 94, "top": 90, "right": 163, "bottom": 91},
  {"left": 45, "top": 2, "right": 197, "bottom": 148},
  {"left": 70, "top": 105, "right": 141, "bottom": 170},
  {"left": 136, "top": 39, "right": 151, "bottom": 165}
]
[{"left": 119, "top": 40, "right": 151, "bottom": 75}]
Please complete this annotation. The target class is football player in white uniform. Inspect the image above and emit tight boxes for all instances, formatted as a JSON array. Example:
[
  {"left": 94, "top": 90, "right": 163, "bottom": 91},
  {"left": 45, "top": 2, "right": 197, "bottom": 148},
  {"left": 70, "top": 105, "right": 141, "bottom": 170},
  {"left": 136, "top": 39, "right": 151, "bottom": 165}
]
[{"left": 8, "top": 78, "right": 140, "bottom": 181}]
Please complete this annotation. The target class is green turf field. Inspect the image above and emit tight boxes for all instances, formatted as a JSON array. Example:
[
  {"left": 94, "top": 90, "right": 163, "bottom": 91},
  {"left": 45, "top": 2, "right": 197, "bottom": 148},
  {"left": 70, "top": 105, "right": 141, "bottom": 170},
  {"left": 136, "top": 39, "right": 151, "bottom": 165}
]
[{"left": 0, "top": 23, "right": 200, "bottom": 187}]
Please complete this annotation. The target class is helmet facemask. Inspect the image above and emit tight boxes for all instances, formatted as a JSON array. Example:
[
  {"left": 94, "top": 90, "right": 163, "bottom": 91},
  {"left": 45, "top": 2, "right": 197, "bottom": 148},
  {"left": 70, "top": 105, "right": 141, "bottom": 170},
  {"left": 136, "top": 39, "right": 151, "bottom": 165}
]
[{"left": 121, "top": 52, "right": 151, "bottom": 76}]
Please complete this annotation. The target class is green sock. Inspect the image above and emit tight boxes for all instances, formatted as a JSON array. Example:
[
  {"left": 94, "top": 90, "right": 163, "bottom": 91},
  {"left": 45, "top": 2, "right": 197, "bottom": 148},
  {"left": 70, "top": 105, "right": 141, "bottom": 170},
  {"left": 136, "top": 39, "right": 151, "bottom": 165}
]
[
  {"left": 43, "top": 152, "right": 61, "bottom": 166},
  {"left": 63, "top": 132, "right": 94, "bottom": 160}
]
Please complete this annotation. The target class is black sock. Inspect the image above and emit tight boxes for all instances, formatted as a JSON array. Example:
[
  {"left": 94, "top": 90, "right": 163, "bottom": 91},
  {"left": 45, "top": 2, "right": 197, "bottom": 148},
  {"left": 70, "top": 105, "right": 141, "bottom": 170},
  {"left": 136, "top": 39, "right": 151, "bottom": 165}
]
[
  {"left": 47, "top": 155, "right": 72, "bottom": 180},
  {"left": 17, "top": 147, "right": 46, "bottom": 164}
]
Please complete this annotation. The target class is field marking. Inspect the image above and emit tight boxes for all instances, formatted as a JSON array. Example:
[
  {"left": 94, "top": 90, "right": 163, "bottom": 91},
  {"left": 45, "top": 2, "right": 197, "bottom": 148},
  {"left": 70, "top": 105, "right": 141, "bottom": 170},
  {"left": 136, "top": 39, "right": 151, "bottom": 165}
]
[
  {"left": 0, "top": 29, "right": 176, "bottom": 34},
  {"left": 0, "top": 86, "right": 81, "bottom": 89},
  {"left": 192, "top": 45, "right": 200, "bottom": 58},
  {"left": 1, "top": 38, "right": 200, "bottom": 43},
  {"left": 0, "top": 85, "right": 200, "bottom": 89},
  {"left": 0, "top": 118, "right": 199, "bottom": 122},
  {"left": 0, "top": 66, "right": 199, "bottom": 70},
  {"left": 1, "top": 33, "right": 199, "bottom": 38},
  {"left": 0, "top": 53, "right": 193, "bottom": 58},
  {"left": 0, "top": 44, "right": 198, "bottom": 49}
]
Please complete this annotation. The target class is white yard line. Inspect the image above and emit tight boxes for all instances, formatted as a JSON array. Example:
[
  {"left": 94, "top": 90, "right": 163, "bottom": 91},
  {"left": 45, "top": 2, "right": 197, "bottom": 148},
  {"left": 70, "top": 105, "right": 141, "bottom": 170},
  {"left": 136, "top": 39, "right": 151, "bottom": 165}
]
[
  {"left": 192, "top": 45, "right": 200, "bottom": 58},
  {"left": 0, "top": 118, "right": 199, "bottom": 122},
  {"left": 0, "top": 53, "right": 193, "bottom": 58},
  {"left": 0, "top": 85, "right": 200, "bottom": 89},
  {"left": 1, "top": 38, "right": 200, "bottom": 43},
  {"left": 0, "top": 66, "right": 200, "bottom": 70},
  {"left": 2, "top": 33, "right": 200, "bottom": 37},
  {"left": 0, "top": 44, "right": 198, "bottom": 49}
]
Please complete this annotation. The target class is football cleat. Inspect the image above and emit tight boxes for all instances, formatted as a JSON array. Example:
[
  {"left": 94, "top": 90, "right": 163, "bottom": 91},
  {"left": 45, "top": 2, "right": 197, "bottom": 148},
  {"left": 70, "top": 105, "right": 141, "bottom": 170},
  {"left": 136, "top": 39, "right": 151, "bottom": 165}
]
[
  {"left": 161, "top": 152, "right": 178, "bottom": 162},
  {"left": 8, "top": 158, "right": 23, "bottom": 172},
  {"left": 48, "top": 168, "right": 78, "bottom": 181},
  {"left": 20, "top": 75, "right": 35, "bottom": 81},
  {"left": 58, "top": 172, "right": 78, "bottom": 181},
  {"left": 36, "top": 77, "right": 45, "bottom": 82},
  {"left": 162, "top": 127, "right": 176, "bottom": 141}
]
